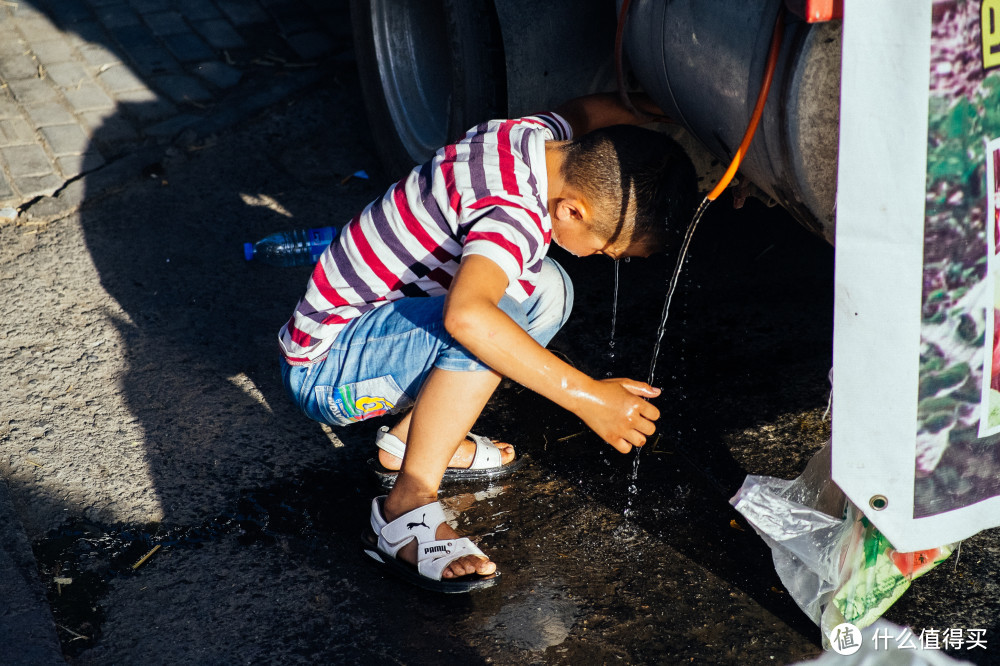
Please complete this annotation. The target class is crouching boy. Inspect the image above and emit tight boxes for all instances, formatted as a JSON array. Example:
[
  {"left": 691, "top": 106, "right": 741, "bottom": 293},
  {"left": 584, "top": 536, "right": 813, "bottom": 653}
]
[{"left": 278, "top": 93, "right": 697, "bottom": 592}]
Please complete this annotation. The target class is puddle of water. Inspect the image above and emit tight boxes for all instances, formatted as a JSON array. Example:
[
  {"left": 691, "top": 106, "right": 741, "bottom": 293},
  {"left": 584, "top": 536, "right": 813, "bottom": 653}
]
[
  {"left": 483, "top": 584, "right": 579, "bottom": 651},
  {"left": 612, "top": 520, "right": 644, "bottom": 543},
  {"left": 441, "top": 484, "right": 511, "bottom": 534}
]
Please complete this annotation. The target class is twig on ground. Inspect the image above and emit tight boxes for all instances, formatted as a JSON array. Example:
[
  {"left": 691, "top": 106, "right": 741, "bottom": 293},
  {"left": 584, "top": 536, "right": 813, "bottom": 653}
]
[
  {"left": 56, "top": 624, "right": 89, "bottom": 642},
  {"left": 132, "top": 544, "right": 161, "bottom": 570}
]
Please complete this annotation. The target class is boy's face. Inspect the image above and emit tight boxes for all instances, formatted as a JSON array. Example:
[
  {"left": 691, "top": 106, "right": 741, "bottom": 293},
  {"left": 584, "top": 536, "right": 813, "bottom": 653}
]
[
  {"left": 548, "top": 189, "right": 659, "bottom": 259},
  {"left": 550, "top": 216, "right": 655, "bottom": 259}
]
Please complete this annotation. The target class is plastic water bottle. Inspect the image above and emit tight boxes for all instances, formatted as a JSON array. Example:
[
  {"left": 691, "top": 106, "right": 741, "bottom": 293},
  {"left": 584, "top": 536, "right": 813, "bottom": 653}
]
[{"left": 243, "top": 226, "right": 337, "bottom": 266}]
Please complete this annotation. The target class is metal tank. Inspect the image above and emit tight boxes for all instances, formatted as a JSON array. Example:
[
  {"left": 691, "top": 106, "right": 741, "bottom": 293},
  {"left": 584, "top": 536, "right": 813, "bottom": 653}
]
[
  {"left": 622, "top": 0, "right": 841, "bottom": 243},
  {"left": 350, "top": 0, "right": 841, "bottom": 242}
]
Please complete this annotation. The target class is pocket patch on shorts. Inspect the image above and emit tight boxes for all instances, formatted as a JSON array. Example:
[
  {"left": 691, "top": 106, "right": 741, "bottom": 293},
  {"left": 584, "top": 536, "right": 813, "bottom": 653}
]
[{"left": 322, "top": 375, "right": 411, "bottom": 425}]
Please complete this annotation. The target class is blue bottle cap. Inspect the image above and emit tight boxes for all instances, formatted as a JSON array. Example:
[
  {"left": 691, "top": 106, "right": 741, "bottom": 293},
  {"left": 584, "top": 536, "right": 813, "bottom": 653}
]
[{"left": 243, "top": 242, "right": 255, "bottom": 261}]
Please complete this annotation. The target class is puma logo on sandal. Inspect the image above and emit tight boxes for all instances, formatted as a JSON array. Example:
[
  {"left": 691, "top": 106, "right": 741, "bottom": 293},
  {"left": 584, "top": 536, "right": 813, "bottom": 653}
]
[
  {"left": 407, "top": 514, "right": 429, "bottom": 530},
  {"left": 423, "top": 545, "right": 450, "bottom": 555},
  {"left": 367, "top": 498, "right": 499, "bottom": 592}
]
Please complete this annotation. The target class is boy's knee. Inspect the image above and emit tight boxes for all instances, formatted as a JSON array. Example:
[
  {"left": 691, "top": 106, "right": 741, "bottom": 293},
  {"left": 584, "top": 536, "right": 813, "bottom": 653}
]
[
  {"left": 526, "top": 258, "right": 573, "bottom": 342},
  {"left": 541, "top": 258, "right": 573, "bottom": 318}
]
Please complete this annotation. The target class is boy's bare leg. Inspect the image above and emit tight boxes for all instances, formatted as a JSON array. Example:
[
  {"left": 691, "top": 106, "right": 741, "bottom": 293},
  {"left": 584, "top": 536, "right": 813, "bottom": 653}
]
[
  {"left": 382, "top": 366, "right": 503, "bottom": 578},
  {"left": 378, "top": 408, "right": 515, "bottom": 470}
]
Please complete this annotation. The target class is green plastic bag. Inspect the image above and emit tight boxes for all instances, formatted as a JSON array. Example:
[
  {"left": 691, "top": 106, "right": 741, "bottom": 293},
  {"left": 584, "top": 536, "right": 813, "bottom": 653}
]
[{"left": 731, "top": 444, "right": 956, "bottom": 648}]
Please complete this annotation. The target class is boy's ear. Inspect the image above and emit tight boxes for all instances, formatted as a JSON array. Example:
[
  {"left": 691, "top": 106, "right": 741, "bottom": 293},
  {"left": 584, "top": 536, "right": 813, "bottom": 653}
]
[{"left": 553, "top": 197, "right": 588, "bottom": 224}]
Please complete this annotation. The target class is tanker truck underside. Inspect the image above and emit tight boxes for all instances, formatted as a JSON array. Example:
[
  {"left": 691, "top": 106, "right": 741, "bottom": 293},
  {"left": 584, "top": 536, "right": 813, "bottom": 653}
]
[{"left": 349, "top": 0, "right": 841, "bottom": 242}]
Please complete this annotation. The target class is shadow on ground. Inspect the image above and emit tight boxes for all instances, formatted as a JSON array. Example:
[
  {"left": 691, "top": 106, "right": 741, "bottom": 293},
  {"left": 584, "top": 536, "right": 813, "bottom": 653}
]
[{"left": 55, "top": 92, "right": 836, "bottom": 661}]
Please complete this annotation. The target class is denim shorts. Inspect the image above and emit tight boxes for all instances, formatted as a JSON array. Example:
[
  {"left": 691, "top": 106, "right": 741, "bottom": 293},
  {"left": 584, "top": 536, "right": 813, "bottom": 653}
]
[{"left": 280, "top": 257, "right": 574, "bottom": 427}]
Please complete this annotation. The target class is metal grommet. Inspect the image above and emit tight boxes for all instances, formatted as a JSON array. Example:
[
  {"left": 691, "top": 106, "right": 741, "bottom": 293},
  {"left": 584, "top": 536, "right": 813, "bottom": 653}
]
[{"left": 869, "top": 495, "right": 888, "bottom": 511}]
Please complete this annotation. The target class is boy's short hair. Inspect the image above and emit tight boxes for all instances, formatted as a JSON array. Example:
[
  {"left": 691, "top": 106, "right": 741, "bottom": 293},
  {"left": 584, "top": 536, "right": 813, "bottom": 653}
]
[{"left": 558, "top": 125, "right": 697, "bottom": 252}]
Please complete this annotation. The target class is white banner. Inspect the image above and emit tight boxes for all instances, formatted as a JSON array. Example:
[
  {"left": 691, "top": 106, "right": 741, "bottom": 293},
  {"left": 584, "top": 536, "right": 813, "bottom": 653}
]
[{"left": 833, "top": 0, "right": 1000, "bottom": 551}]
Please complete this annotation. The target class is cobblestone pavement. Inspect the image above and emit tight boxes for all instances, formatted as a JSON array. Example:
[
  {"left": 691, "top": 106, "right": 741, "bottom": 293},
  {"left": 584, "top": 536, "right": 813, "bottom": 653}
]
[{"left": 0, "top": 0, "right": 350, "bottom": 219}]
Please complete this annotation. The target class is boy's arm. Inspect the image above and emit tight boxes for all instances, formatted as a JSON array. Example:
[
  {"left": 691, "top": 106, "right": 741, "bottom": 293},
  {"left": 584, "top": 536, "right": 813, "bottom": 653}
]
[
  {"left": 444, "top": 254, "right": 660, "bottom": 453},
  {"left": 553, "top": 92, "right": 665, "bottom": 137}
]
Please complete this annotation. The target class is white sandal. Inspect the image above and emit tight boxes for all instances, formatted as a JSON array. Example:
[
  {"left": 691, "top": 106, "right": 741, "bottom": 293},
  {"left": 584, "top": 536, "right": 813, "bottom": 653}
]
[
  {"left": 360, "top": 496, "right": 500, "bottom": 592},
  {"left": 369, "top": 426, "right": 526, "bottom": 490}
]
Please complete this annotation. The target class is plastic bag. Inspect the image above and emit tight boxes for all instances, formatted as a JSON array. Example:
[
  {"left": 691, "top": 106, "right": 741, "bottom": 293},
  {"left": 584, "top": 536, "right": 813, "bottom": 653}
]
[{"left": 730, "top": 444, "right": 956, "bottom": 646}]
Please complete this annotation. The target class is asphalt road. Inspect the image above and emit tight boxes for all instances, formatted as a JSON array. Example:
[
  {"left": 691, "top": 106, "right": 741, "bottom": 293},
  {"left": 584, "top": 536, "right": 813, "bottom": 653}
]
[{"left": 2, "top": 63, "right": 999, "bottom": 665}]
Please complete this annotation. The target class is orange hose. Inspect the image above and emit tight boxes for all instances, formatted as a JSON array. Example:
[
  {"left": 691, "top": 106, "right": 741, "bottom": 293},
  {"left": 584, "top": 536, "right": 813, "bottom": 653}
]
[{"left": 706, "top": 9, "right": 786, "bottom": 201}]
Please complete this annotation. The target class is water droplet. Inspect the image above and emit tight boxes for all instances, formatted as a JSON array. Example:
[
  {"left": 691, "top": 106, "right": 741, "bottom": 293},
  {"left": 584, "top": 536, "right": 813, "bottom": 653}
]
[{"left": 606, "top": 260, "right": 620, "bottom": 377}]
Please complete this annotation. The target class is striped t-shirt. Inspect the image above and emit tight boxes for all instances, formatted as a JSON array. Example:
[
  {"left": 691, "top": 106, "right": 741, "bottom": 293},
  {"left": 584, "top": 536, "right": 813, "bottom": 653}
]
[{"left": 278, "top": 112, "right": 573, "bottom": 365}]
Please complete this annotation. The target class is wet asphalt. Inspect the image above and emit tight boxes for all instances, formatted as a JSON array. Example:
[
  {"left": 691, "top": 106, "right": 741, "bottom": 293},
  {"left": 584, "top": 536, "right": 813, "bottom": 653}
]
[{"left": 2, "top": 11, "right": 999, "bottom": 664}]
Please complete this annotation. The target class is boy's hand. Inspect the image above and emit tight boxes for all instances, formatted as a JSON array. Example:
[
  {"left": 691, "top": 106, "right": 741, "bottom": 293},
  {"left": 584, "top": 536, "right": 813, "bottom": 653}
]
[
  {"left": 576, "top": 378, "right": 661, "bottom": 453},
  {"left": 443, "top": 256, "right": 661, "bottom": 454},
  {"left": 554, "top": 93, "right": 668, "bottom": 137}
]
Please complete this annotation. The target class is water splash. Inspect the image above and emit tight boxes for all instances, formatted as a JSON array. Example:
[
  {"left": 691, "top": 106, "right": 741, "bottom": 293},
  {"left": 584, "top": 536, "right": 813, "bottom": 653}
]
[{"left": 623, "top": 450, "right": 642, "bottom": 519}]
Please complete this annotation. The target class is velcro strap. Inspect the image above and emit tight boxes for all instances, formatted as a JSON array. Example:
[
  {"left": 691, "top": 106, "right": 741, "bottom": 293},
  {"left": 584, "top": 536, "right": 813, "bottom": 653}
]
[
  {"left": 380, "top": 501, "right": 447, "bottom": 548},
  {"left": 416, "top": 537, "right": 486, "bottom": 580}
]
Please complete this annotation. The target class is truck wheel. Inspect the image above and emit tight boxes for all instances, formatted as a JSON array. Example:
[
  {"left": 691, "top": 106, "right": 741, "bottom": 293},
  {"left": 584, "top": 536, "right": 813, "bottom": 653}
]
[{"left": 350, "top": 0, "right": 506, "bottom": 178}]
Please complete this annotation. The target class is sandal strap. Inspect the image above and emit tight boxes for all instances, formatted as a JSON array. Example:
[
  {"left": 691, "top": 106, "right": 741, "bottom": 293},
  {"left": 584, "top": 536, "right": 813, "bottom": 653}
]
[
  {"left": 376, "top": 499, "right": 447, "bottom": 556},
  {"left": 368, "top": 497, "right": 489, "bottom": 582},
  {"left": 375, "top": 426, "right": 503, "bottom": 469},
  {"left": 416, "top": 537, "right": 486, "bottom": 580},
  {"left": 377, "top": 427, "right": 504, "bottom": 471},
  {"left": 374, "top": 426, "right": 406, "bottom": 458},
  {"left": 467, "top": 433, "right": 502, "bottom": 470}
]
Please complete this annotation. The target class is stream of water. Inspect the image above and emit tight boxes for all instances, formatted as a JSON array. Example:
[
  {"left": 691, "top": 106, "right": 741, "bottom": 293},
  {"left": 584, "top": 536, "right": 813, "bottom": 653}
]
[
  {"left": 647, "top": 197, "right": 710, "bottom": 387},
  {"left": 605, "top": 259, "right": 621, "bottom": 377},
  {"left": 625, "top": 197, "right": 712, "bottom": 518}
]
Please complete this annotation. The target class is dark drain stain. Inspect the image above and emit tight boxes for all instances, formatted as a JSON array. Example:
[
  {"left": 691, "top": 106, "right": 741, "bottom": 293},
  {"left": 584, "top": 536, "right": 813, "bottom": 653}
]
[{"left": 32, "top": 467, "right": 349, "bottom": 657}]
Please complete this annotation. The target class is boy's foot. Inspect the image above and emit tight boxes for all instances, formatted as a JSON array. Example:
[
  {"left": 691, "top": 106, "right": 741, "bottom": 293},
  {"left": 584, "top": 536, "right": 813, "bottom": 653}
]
[
  {"left": 377, "top": 429, "right": 515, "bottom": 470},
  {"left": 370, "top": 427, "right": 526, "bottom": 490},
  {"left": 361, "top": 496, "right": 500, "bottom": 592}
]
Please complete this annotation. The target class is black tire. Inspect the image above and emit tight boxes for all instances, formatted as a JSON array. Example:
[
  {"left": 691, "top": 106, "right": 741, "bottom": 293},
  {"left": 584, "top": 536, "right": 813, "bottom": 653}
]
[{"left": 350, "top": 0, "right": 507, "bottom": 179}]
